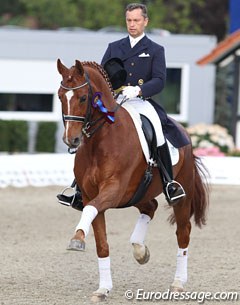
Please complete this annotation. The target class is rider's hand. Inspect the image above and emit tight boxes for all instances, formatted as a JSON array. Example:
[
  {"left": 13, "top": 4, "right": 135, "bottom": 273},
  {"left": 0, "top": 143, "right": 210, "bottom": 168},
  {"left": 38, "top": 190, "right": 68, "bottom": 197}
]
[{"left": 122, "top": 86, "right": 141, "bottom": 99}]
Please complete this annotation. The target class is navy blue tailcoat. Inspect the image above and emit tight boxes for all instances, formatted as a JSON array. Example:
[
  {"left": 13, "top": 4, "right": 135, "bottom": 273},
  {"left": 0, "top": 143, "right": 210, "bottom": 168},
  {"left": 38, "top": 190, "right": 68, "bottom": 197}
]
[{"left": 101, "top": 36, "right": 189, "bottom": 147}]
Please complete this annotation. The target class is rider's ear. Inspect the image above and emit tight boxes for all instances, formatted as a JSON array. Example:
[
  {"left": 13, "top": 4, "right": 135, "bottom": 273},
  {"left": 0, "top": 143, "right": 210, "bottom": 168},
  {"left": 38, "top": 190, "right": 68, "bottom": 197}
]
[
  {"left": 57, "top": 59, "right": 68, "bottom": 75},
  {"left": 75, "top": 60, "right": 85, "bottom": 76}
]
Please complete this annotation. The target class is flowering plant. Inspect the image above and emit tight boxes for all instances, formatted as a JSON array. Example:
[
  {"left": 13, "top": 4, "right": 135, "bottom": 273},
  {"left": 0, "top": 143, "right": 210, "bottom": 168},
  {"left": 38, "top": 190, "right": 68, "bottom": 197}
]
[{"left": 186, "top": 123, "right": 235, "bottom": 157}]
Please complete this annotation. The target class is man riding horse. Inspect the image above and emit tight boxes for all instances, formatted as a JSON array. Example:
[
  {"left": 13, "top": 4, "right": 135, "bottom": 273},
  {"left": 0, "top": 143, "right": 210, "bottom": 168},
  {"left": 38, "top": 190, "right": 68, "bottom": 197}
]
[{"left": 57, "top": 3, "right": 187, "bottom": 207}]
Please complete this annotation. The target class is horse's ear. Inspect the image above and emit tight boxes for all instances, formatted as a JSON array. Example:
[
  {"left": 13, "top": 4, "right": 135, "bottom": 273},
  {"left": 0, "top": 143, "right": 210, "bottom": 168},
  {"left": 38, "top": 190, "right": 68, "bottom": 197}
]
[
  {"left": 57, "top": 59, "right": 68, "bottom": 75},
  {"left": 75, "top": 60, "right": 84, "bottom": 76}
]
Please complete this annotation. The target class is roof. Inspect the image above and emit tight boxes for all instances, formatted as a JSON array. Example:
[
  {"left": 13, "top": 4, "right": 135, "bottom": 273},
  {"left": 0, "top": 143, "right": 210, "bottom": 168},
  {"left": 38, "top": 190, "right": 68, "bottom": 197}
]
[{"left": 197, "top": 29, "right": 240, "bottom": 65}]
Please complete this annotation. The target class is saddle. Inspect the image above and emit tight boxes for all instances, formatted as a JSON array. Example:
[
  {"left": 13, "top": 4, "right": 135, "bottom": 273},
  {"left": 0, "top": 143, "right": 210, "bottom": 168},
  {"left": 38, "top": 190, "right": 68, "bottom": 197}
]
[{"left": 119, "top": 115, "right": 157, "bottom": 208}]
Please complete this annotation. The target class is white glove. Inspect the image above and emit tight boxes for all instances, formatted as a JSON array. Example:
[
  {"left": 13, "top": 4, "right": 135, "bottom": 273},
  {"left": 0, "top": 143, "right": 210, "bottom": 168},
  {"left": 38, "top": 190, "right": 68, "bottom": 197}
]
[{"left": 122, "top": 86, "right": 141, "bottom": 99}]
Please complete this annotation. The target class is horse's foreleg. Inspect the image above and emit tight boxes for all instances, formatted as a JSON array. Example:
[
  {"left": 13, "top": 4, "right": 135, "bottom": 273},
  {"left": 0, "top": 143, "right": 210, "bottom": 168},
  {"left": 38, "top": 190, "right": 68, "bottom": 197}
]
[
  {"left": 131, "top": 199, "right": 158, "bottom": 264},
  {"left": 68, "top": 187, "right": 121, "bottom": 251},
  {"left": 171, "top": 201, "right": 191, "bottom": 292},
  {"left": 91, "top": 212, "right": 112, "bottom": 302},
  {"left": 67, "top": 205, "right": 98, "bottom": 251}
]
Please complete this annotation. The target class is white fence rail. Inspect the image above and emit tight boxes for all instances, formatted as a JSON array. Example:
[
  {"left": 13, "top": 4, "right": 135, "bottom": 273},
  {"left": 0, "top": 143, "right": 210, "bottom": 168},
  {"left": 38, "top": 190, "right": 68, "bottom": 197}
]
[{"left": 0, "top": 154, "right": 240, "bottom": 188}]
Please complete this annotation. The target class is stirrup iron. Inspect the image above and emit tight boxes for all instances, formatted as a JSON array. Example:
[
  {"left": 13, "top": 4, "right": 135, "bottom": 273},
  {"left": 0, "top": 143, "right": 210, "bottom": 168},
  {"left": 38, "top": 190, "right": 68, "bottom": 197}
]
[
  {"left": 57, "top": 186, "right": 76, "bottom": 206},
  {"left": 165, "top": 180, "right": 186, "bottom": 202}
]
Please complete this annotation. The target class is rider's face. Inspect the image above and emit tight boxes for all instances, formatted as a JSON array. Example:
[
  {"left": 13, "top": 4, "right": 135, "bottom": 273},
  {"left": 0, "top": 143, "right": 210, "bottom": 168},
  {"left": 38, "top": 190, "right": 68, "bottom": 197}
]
[{"left": 126, "top": 8, "right": 148, "bottom": 38}]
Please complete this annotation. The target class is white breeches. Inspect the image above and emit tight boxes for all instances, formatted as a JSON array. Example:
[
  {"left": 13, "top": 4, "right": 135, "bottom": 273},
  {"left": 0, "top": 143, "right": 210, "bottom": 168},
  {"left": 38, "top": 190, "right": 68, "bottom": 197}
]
[{"left": 117, "top": 96, "right": 165, "bottom": 147}]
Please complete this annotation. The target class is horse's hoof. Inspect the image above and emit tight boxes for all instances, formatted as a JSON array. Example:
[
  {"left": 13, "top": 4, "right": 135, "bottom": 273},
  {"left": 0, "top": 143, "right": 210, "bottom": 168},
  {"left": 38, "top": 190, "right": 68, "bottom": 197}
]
[
  {"left": 66, "top": 239, "right": 85, "bottom": 251},
  {"left": 132, "top": 243, "right": 150, "bottom": 265},
  {"left": 170, "top": 279, "right": 184, "bottom": 292},
  {"left": 91, "top": 288, "right": 110, "bottom": 302}
]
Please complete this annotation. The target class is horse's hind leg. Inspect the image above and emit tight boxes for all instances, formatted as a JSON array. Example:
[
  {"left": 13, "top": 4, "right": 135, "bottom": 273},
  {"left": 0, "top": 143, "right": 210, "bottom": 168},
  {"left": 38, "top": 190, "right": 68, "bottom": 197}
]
[
  {"left": 130, "top": 199, "right": 158, "bottom": 264},
  {"left": 171, "top": 197, "right": 191, "bottom": 292}
]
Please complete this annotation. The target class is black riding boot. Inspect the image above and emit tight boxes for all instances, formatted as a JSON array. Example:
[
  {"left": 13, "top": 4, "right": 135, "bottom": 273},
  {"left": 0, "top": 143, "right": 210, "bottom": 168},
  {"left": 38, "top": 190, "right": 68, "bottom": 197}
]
[
  {"left": 157, "top": 142, "right": 185, "bottom": 205},
  {"left": 57, "top": 179, "right": 84, "bottom": 211}
]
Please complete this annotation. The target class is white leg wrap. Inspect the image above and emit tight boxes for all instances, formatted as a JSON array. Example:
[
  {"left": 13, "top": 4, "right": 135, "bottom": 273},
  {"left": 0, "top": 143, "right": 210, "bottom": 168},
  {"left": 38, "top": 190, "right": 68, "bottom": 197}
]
[
  {"left": 98, "top": 256, "right": 113, "bottom": 291},
  {"left": 174, "top": 247, "right": 188, "bottom": 284},
  {"left": 130, "top": 214, "right": 151, "bottom": 245},
  {"left": 75, "top": 205, "right": 98, "bottom": 237}
]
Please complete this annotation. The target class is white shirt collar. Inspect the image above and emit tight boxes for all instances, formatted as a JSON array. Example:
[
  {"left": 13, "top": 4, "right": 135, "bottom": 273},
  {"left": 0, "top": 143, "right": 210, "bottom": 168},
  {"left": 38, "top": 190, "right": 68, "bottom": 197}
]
[{"left": 129, "top": 33, "right": 145, "bottom": 48}]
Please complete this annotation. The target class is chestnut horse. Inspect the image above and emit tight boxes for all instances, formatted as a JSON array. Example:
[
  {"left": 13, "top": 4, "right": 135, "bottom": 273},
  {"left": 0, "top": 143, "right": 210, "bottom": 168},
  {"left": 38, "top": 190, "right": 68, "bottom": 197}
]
[{"left": 57, "top": 59, "right": 209, "bottom": 302}]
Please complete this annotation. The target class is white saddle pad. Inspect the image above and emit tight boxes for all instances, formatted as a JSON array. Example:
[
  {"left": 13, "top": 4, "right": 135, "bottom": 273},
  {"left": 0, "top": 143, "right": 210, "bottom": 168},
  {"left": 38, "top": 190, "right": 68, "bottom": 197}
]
[{"left": 119, "top": 98, "right": 179, "bottom": 166}]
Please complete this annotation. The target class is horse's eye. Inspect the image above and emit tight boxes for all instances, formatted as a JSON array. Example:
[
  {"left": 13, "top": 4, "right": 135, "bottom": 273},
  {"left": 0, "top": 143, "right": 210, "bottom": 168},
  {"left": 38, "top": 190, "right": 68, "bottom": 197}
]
[{"left": 80, "top": 95, "right": 87, "bottom": 103}]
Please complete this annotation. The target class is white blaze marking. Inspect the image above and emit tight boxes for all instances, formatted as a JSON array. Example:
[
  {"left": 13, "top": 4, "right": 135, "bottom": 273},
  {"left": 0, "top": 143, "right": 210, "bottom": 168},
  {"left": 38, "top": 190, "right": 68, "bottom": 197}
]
[{"left": 65, "top": 90, "right": 74, "bottom": 144}]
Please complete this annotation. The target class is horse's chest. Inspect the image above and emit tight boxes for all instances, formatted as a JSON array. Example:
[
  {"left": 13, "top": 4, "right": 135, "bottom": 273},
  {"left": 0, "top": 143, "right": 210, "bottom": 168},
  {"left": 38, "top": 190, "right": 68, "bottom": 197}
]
[{"left": 75, "top": 155, "right": 98, "bottom": 183}]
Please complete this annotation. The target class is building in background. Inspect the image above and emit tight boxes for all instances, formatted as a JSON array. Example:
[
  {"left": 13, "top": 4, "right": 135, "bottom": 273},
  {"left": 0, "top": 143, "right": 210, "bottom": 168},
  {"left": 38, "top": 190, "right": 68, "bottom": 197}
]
[
  {"left": 197, "top": 0, "right": 240, "bottom": 148},
  {"left": 197, "top": 30, "right": 240, "bottom": 148},
  {"left": 0, "top": 28, "right": 216, "bottom": 152}
]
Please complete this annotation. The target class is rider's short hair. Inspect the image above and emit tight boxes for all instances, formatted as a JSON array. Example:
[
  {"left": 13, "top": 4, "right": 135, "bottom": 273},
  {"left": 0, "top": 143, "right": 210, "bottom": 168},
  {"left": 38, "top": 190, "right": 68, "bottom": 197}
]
[{"left": 125, "top": 3, "right": 148, "bottom": 19}]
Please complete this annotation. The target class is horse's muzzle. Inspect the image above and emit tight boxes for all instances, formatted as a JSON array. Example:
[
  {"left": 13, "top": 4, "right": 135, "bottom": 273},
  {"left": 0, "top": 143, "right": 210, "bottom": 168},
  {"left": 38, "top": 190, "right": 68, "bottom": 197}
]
[{"left": 63, "top": 134, "right": 82, "bottom": 149}]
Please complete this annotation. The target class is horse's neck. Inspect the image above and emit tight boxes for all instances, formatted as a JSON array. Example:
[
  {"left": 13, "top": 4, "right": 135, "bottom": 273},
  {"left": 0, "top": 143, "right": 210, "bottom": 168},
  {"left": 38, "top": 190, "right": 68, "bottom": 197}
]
[{"left": 86, "top": 65, "right": 116, "bottom": 110}]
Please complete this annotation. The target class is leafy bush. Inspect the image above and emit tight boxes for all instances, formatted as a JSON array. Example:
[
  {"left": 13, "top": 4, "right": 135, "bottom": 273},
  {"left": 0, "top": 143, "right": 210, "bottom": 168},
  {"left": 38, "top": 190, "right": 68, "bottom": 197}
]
[
  {"left": 35, "top": 121, "right": 57, "bottom": 152},
  {"left": 228, "top": 149, "right": 240, "bottom": 157},
  {"left": 0, "top": 120, "right": 28, "bottom": 153},
  {"left": 0, "top": 120, "right": 9, "bottom": 151}
]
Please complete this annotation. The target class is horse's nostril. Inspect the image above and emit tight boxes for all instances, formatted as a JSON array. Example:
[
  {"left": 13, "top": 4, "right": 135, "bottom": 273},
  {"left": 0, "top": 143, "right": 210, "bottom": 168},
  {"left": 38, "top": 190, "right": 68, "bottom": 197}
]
[{"left": 73, "top": 137, "right": 80, "bottom": 146}]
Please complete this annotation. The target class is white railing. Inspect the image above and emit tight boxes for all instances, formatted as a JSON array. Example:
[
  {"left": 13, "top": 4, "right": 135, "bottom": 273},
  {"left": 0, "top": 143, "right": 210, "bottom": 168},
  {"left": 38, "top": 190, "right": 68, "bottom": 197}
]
[
  {"left": 0, "top": 154, "right": 240, "bottom": 188},
  {"left": 0, "top": 153, "right": 74, "bottom": 188}
]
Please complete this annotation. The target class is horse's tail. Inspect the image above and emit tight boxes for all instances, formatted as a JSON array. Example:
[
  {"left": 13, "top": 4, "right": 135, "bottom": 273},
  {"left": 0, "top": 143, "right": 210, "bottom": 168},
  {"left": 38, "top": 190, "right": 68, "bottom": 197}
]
[{"left": 190, "top": 155, "right": 210, "bottom": 228}]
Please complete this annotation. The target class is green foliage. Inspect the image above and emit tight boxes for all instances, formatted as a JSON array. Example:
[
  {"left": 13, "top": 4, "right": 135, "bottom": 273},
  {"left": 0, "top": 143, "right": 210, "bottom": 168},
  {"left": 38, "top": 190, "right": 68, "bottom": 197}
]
[
  {"left": 228, "top": 149, "right": 240, "bottom": 157},
  {"left": 148, "top": 0, "right": 202, "bottom": 34},
  {"left": 0, "top": 120, "right": 28, "bottom": 153},
  {"left": 0, "top": 120, "right": 9, "bottom": 151},
  {"left": 35, "top": 122, "right": 57, "bottom": 152},
  {"left": 75, "top": 0, "right": 127, "bottom": 29},
  {"left": 19, "top": 0, "right": 79, "bottom": 28},
  {"left": 0, "top": 0, "right": 25, "bottom": 16},
  {"left": 0, "top": 120, "right": 57, "bottom": 153},
  {"left": 0, "top": 0, "right": 229, "bottom": 39}
]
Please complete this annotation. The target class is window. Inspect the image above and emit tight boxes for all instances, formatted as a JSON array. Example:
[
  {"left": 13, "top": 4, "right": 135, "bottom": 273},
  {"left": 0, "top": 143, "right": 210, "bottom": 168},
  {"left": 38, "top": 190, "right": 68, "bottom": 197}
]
[
  {"left": 154, "top": 68, "right": 181, "bottom": 114},
  {"left": 153, "top": 64, "right": 189, "bottom": 122},
  {"left": 0, "top": 59, "right": 61, "bottom": 121},
  {"left": 0, "top": 93, "right": 53, "bottom": 112}
]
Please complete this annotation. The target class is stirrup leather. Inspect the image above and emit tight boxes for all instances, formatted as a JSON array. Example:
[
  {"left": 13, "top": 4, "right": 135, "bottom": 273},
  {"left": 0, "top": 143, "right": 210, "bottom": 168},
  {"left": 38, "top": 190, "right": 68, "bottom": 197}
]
[{"left": 165, "top": 180, "right": 186, "bottom": 202}]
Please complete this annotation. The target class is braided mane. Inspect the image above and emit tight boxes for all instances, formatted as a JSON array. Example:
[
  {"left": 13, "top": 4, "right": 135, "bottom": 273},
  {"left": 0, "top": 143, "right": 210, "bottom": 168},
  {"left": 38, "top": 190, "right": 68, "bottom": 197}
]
[{"left": 82, "top": 61, "right": 114, "bottom": 93}]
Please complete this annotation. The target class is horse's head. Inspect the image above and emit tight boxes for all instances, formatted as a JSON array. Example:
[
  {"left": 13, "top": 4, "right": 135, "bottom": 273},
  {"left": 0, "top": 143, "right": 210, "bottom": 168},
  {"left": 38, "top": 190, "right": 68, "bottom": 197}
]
[
  {"left": 57, "top": 59, "right": 92, "bottom": 149},
  {"left": 57, "top": 59, "right": 117, "bottom": 150}
]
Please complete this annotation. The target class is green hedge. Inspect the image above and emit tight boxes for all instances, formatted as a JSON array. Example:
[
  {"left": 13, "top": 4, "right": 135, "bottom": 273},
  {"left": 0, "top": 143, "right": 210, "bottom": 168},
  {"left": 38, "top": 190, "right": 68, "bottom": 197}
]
[
  {"left": 0, "top": 120, "right": 28, "bottom": 153},
  {"left": 0, "top": 120, "right": 57, "bottom": 153},
  {"left": 35, "top": 121, "right": 57, "bottom": 152}
]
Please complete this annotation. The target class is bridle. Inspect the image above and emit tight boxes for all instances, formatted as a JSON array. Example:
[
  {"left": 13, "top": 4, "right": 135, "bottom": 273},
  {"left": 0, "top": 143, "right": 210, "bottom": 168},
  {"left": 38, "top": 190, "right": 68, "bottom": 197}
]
[
  {"left": 60, "top": 73, "right": 91, "bottom": 127},
  {"left": 60, "top": 71, "right": 122, "bottom": 141}
]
